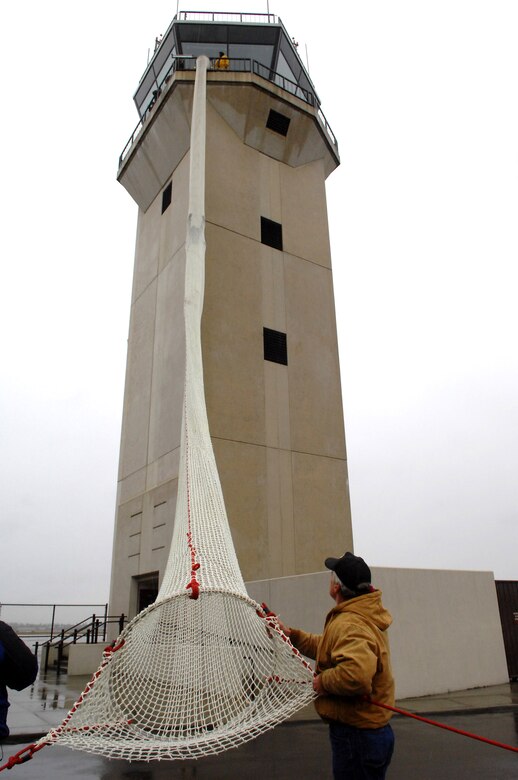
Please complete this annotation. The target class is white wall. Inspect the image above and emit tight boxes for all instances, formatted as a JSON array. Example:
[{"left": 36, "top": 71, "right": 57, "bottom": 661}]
[
  {"left": 246, "top": 566, "right": 509, "bottom": 700},
  {"left": 68, "top": 644, "right": 105, "bottom": 677}
]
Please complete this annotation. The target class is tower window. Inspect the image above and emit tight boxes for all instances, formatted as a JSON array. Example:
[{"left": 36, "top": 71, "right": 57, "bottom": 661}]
[
  {"left": 261, "top": 217, "right": 283, "bottom": 251},
  {"left": 266, "top": 109, "right": 291, "bottom": 137},
  {"left": 263, "top": 328, "right": 288, "bottom": 365},
  {"left": 161, "top": 181, "right": 172, "bottom": 213}
]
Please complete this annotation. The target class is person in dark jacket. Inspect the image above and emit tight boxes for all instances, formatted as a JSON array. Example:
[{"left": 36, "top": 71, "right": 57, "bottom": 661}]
[
  {"left": 0, "top": 640, "right": 9, "bottom": 739},
  {"left": 280, "top": 552, "right": 395, "bottom": 780},
  {"left": 0, "top": 621, "right": 39, "bottom": 741}
]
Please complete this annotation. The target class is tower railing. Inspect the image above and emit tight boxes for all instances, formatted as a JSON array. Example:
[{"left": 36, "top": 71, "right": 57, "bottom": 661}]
[
  {"left": 119, "top": 57, "right": 338, "bottom": 168},
  {"left": 178, "top": 11, "right": 279, "bottom": 24}
]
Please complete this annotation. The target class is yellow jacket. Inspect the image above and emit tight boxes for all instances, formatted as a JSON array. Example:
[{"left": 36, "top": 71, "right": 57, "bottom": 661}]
[
  {"left": 215, "top": 54, "right": 229, "bottom": 70},
  {"left": 290, "top": 590, "right": 395, "bottom": 728}
]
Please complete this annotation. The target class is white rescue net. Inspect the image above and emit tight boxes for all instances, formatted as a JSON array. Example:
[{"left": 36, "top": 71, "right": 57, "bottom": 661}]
[{"left": 36, "top": 56, "right": 315, "bottom": 762}]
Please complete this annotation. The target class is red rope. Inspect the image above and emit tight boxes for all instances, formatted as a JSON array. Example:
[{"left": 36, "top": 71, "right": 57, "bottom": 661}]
[
  {"left": 0, "top": 741, "right": 47, "bottom": 772},
  {"left": 368, "top": 697, "right": 518, "bottom": 754},
  {"left": 256, "top": 603, "right": 518, "bottom": 756}
]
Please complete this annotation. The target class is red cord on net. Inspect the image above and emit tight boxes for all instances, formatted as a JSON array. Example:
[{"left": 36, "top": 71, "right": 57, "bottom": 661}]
[
  {"left": 183, "top": 403, "right": 200, "bottom": 600},
  {"left": 0, "top": 741, "right": 47, "bottom": 772},
  {"left": 0, "top": 641, "right": 127, "bottom": 773},
  {"left": 257, "top": 603, "right": 315, "bottom": 678}
]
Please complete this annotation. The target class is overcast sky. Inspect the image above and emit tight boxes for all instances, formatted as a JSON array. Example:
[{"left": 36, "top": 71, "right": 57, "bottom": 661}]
[{"left": 1, "top": 1, "right": 517, "bottom": 621}]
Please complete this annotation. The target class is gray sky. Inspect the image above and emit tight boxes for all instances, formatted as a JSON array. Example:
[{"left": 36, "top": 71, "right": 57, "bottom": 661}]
[{"left": 1, "top": 1, "right": 517, "bottom": 620}]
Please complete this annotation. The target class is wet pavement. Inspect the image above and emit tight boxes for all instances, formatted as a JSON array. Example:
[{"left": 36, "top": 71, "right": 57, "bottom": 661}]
[{"left": 1, "top": 676, "right": 517, "bottom": 778}]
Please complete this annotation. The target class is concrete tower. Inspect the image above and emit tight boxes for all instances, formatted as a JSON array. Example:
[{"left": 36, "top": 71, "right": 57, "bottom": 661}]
[{"left": 110, "top": 12, "right": 353, "bottom": 620}]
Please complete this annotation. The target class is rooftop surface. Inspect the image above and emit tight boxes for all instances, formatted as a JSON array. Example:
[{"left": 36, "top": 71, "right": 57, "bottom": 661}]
[
  {"left": 5, "top": 672, "right": 518, "bottom": 741},
  {"left": 2, "top": 676, "right": 517, "bottom": 778}
]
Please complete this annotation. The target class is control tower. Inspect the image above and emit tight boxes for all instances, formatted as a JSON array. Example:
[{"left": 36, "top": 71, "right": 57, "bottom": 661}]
[{"left": 110, "top": 12, "right": 353, "bottom": 619}]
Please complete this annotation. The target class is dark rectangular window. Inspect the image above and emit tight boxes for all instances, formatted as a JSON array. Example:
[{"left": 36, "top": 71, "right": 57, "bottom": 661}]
[
  {"left": 266, "top": 109, "right": 291, "bottom": 137},
  {"left": 261, "top": 217, "right": 283, "bottom": 251},
  {"left": 161, "top": 181, "right": 172, "bottom": 213},
  {"left": 264, "top": 327, "right": 288, "bottom": 365}
]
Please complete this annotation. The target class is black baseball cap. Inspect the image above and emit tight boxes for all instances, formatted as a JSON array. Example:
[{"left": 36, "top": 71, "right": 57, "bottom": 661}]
[{"left": 325, "top": 552, "right": 371, "bottom": 591}]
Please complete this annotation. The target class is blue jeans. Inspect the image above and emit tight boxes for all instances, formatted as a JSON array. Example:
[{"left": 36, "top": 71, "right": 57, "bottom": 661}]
[{"left": 328, "top": 721, "right": 394, "bottom": 779}]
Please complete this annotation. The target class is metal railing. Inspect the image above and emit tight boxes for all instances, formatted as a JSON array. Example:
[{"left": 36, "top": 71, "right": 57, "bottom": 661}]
[
  {"left": 0, "top": 602, "right": 108, "bottom": 642},
  {"left": 178, "top": 11, "right": 279, "bottom": 24},
  {"left": 253, "top": 60, "right": 313, "bottom": 104},
  {"left": 119, "top": 57, "right": 337, "bottom": 168},
  {"left": 40, "top": 612, "right": 127, "bottom": 674},
  {"left": 0, "top": 602, "right": 128, "bottom": 675}
]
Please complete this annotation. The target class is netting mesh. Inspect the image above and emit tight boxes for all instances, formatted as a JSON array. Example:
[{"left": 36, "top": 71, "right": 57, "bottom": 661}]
[{"left": 36, "top": 56, "right": 315, "bottom": 762}]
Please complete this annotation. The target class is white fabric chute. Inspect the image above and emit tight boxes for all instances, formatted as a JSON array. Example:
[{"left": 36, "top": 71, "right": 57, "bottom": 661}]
[{"left": 32, "top": 56, "right": 316, "bottom": 762}]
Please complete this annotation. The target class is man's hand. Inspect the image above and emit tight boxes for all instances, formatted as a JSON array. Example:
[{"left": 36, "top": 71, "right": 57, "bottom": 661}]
[
  {"left": 276, "top": 619, "right": 292, "bottom": 638},
  {"left": 313, "top": 674, "right": 326, "bottom": 695}
]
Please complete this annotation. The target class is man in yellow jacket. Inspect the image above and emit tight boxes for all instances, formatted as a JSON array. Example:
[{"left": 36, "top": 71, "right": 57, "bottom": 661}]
[
  {"left": 215, "top": 51, "right": 230, "bottom": 70},
  {"left": 282, "top": 552, "right": 395, "bottom": 779}
]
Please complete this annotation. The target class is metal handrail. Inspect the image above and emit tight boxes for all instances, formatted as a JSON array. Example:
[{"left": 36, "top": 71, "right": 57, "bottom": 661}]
[
  {"left": 0, "top": 602, "right": 108, "bottom": 642},
  {"left": 178, "top": 11, "right": 279, "bottom": 24},
  {"left": 43, "top": 615, "right": 104, "bottom": 647},
  {"left": 39, "top": 613, "right": 127, "bottom": 674},
  {"left": 118, "top": 56, "right": 338, "bottom": 168},
  {"left": 317, "top": 106, "right": 338, "bottom": 149},
  {"left": 40, "top": 614, "right": 126, "bottom": 649},
  {"left": 252, "top": 60, "right": 314, "bottom": 105}
]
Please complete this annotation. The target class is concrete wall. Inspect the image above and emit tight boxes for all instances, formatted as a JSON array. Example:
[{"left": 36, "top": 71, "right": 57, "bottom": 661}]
[
  {"left": 202, "top": 101, "right": 352, "bottom": 581},
  {"left": 110, "top": 75, "right": 353, "bottom": 619},
  {"left": 68, "top": 644, "right": 105, "bottom": 677},
  {"left": 246, "top": 567, "right": 509, "bottom": 700}
]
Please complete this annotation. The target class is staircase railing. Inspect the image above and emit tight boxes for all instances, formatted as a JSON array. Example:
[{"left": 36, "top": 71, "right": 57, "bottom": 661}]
[{"left": 39, "top": 613, "right": 127, "bottom": 674}]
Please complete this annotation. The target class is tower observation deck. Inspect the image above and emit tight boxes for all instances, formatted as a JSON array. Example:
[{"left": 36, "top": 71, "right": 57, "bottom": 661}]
[{"left": 118, "top": 12, "right": 338, "bottom": 193}]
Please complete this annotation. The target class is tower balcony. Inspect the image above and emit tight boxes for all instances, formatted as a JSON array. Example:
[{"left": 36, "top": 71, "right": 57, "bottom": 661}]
[{"left": 117, "top": 12, "right": 339, "bottom": 211}]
